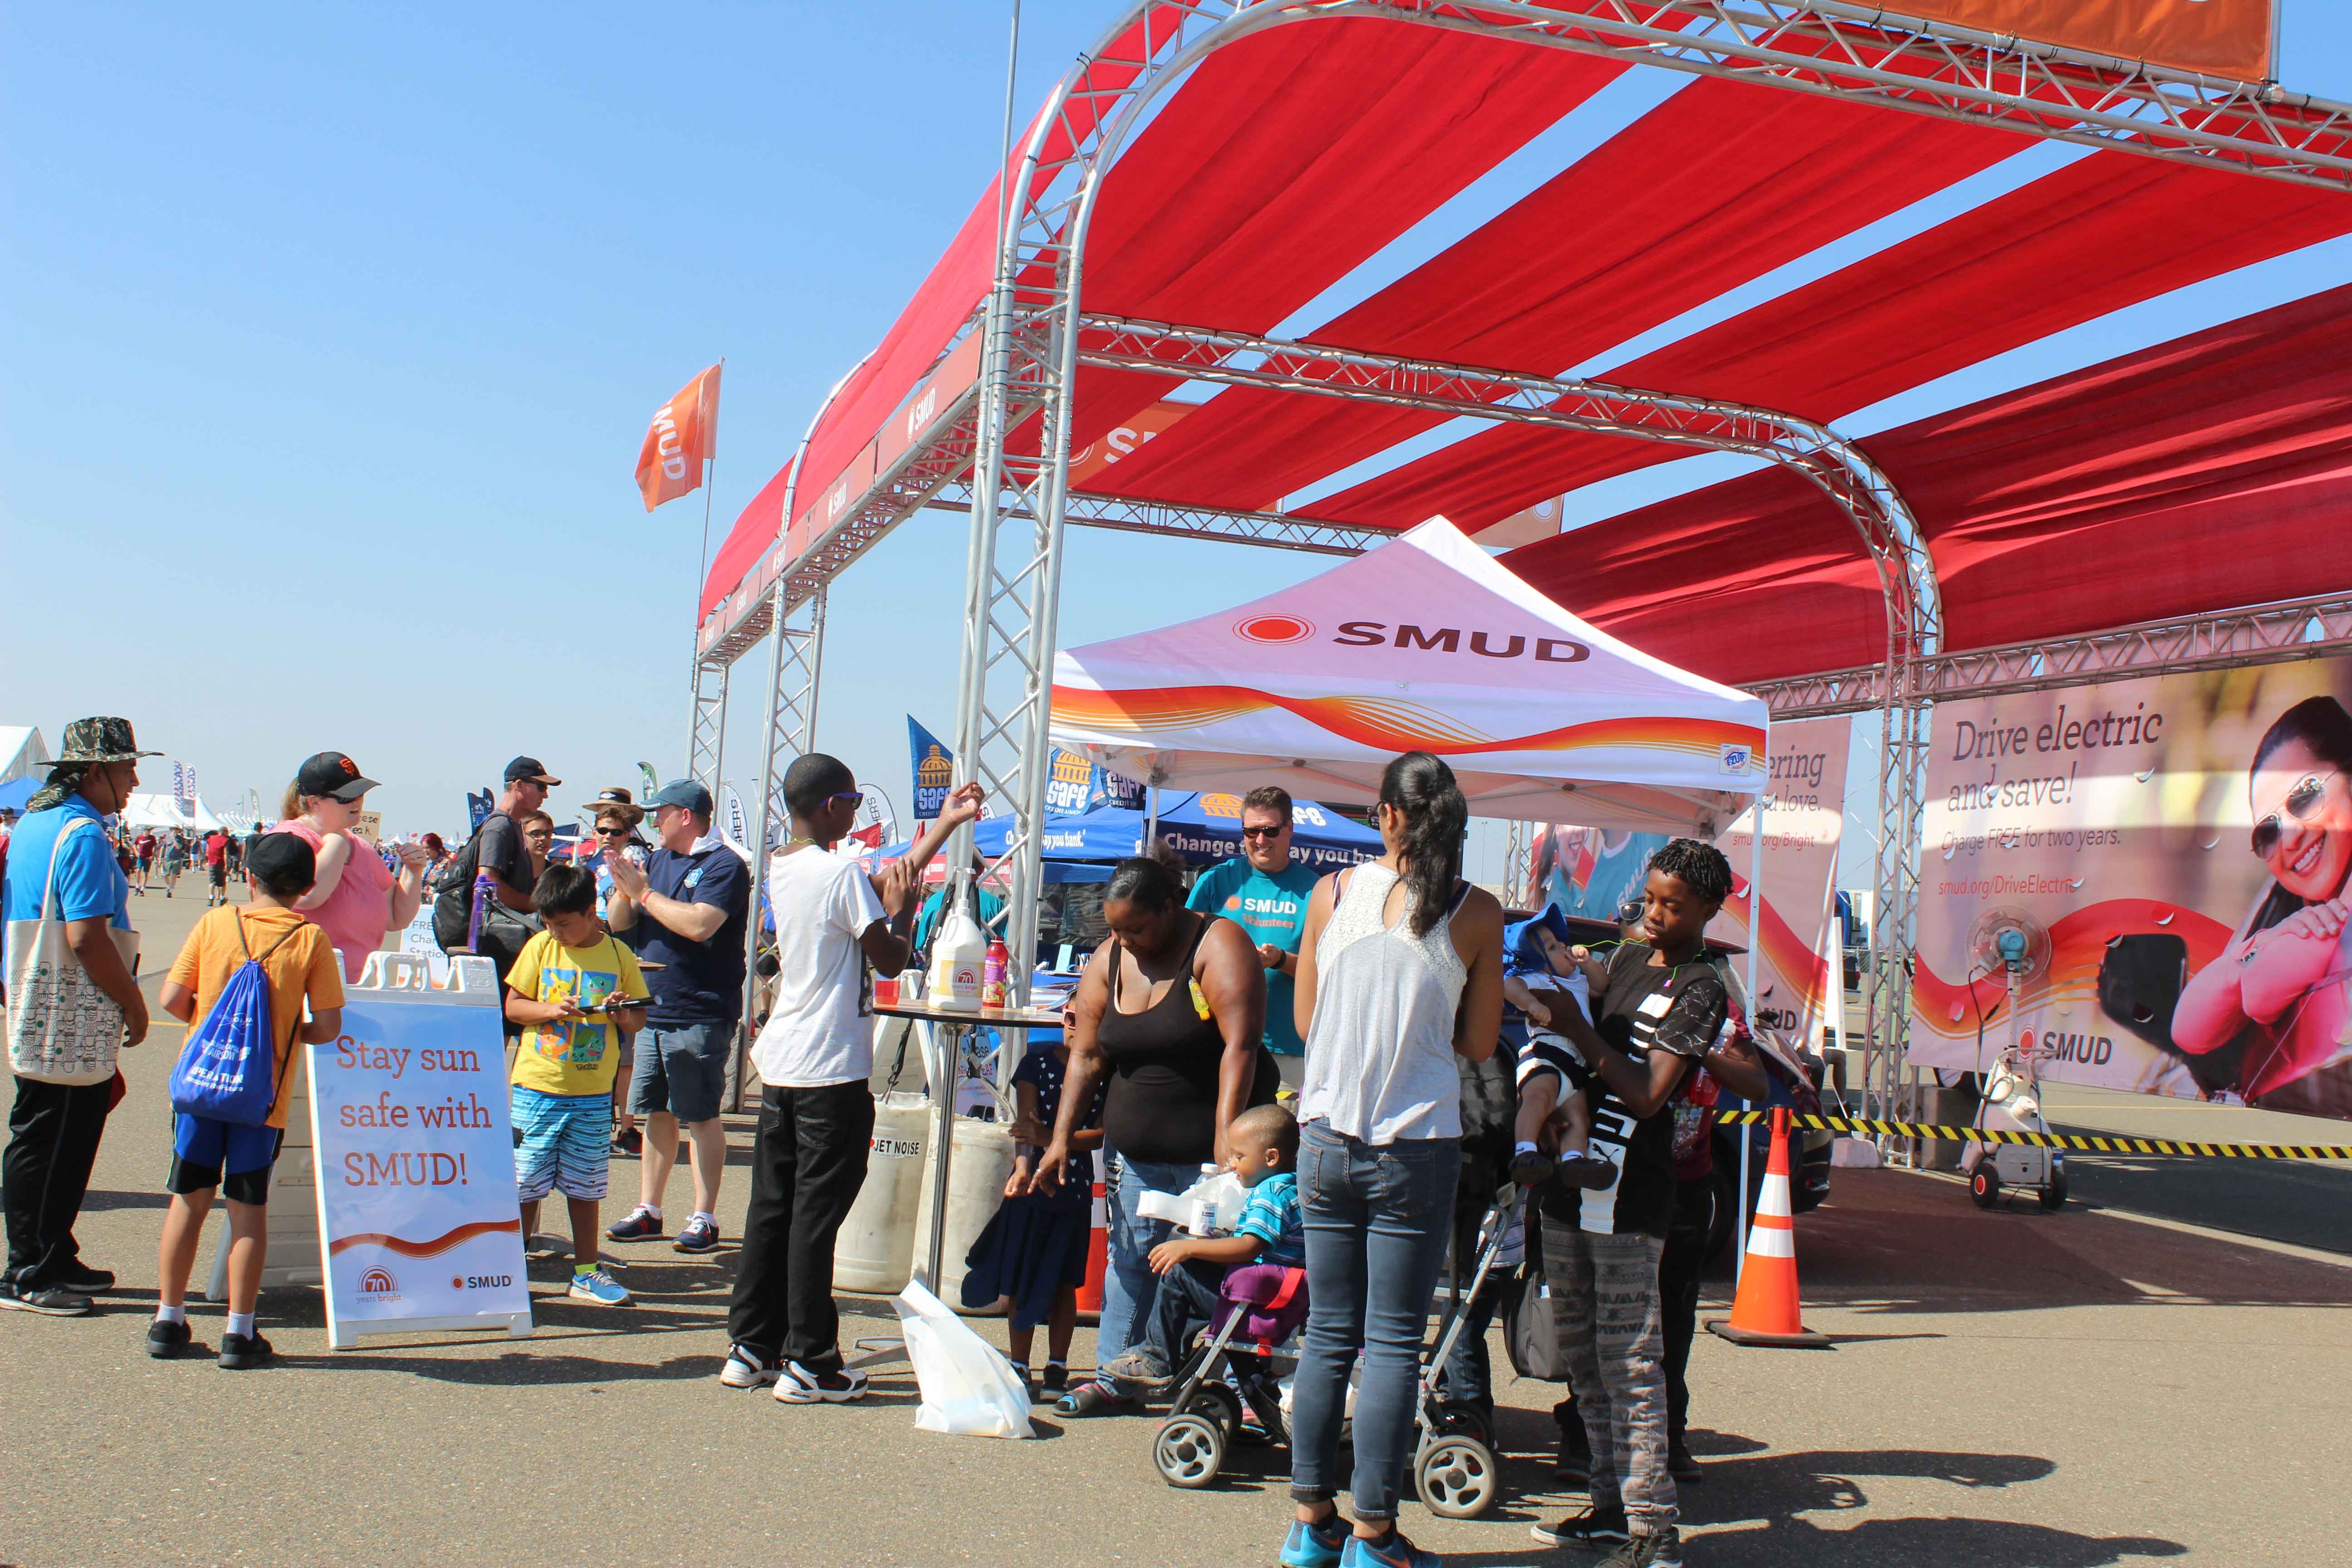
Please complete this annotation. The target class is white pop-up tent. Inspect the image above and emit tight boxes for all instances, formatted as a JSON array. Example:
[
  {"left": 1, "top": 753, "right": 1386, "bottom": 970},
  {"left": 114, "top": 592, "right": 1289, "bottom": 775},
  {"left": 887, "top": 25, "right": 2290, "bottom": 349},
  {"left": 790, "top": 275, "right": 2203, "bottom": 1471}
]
[
  {"left": 1051, "top": 518, "right": 1767, "bottom": 835},
  {"left": 123, "top": 793, "right": 224, "bottom": 833},
  {"left": 1054, "top": 516, "right": 1782, "bottom": 1271}
]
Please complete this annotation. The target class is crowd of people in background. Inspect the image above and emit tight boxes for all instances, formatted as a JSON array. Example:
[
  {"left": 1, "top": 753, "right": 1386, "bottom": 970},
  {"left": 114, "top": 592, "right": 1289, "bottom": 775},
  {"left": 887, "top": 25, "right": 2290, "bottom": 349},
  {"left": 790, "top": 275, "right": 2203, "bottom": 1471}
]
[{"left": 3, "top": 720, "right": 1787, "bottom": 1568}]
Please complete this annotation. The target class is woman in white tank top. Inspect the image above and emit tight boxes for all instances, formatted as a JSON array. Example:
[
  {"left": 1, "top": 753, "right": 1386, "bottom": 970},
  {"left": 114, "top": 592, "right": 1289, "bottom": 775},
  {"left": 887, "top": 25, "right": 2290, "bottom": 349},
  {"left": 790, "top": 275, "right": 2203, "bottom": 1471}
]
[{"left": 1275, "top": 754, "right": 1504, "bottom": 1568}]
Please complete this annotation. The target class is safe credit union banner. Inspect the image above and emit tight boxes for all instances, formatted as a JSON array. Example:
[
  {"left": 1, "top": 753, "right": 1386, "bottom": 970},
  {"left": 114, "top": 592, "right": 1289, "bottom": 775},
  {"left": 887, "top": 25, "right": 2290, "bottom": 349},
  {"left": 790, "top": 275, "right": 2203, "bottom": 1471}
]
[
  {"left": 1904, "top": 0, "right": 2274, "bottom": 82},
  {"left": 309, "top": 964, "right": 530, "bottom": 1335},
  {"left": 1914, "top": 651, "right": 2352, "bottom": 1122}
]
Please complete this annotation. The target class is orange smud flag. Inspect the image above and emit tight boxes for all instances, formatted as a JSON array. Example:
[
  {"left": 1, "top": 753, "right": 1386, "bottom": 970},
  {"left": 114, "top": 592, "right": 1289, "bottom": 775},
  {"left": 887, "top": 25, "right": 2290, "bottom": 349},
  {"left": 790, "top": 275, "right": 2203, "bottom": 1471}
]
[{"left": 636, "top": 363, "right": 722, "bottom": 511}]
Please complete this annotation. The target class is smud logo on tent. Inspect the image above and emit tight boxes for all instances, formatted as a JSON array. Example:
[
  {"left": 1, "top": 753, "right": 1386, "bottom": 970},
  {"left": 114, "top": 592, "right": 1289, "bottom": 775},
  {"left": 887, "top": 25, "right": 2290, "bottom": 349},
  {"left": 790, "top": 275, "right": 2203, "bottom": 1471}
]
[{"left": 1235, "top": 614, "right": 1315, "bottom": 644}]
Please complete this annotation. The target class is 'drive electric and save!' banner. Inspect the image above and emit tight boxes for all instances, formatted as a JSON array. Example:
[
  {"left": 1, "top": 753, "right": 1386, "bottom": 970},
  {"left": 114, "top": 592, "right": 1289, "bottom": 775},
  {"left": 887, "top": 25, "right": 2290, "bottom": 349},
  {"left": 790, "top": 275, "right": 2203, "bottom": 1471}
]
[
  {"left": 309, "top": 992, "right": 529, "bottom": 1326},
  {"left": 1915, "top": 650, "right": 2352, "bottom": 1122}
]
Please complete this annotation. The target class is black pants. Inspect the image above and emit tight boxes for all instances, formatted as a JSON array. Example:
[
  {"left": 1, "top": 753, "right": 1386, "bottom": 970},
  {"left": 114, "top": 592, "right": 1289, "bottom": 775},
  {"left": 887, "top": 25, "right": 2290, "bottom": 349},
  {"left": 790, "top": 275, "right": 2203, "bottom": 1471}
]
[
  {"left": 1142, "top": 1258, "right": 1226, "bottom": 1372},
  {"left": 1657, "top": 1174, "right": 1714, "bottom": 1444},
  {"left": 726, "top": 1082, "right": 874, "bottom": 1372},
  {"left": 3, "top": 1076, "right": 114, "bottom": 1287},
  {"left": 1553, "top": 1174, "right": 1714, "bottom": 1447}
]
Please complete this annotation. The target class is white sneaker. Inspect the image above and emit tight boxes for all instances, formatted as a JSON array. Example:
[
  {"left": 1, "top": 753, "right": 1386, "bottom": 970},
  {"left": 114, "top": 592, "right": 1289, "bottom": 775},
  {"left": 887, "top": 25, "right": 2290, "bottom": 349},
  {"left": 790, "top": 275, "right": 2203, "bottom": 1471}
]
[
  {"left": 774, "top": 1359, "right": 867, "bottom": 1403},
  {"left": 720, "top": 1344, "right": 784, "bottom": 1388}
]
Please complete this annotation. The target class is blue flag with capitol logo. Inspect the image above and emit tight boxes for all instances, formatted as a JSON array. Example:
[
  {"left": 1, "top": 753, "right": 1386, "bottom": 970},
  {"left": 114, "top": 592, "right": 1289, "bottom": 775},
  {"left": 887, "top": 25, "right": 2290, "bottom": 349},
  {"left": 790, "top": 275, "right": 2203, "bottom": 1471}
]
[{"left": 909, "top": 717, "right": 954, "bottom": 822}]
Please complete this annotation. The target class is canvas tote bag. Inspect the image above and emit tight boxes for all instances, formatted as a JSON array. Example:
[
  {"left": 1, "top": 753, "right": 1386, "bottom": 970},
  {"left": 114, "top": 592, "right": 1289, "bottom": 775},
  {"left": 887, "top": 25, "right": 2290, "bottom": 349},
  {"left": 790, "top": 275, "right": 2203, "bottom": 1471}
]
[{"left": 7, "top": 818, "right": 141, "bottom": 1085}]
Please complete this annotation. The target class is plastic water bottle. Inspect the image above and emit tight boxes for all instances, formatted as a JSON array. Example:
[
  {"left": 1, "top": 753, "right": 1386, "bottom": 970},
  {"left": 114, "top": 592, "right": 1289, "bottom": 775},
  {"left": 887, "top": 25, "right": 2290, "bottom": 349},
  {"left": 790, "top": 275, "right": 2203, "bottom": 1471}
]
[
  {"left": 463, "top": 872, "right": 493, "bottom": 953},
  {"left": 1189, "top": 1163, "right": 1221, "bottom": 1237}
]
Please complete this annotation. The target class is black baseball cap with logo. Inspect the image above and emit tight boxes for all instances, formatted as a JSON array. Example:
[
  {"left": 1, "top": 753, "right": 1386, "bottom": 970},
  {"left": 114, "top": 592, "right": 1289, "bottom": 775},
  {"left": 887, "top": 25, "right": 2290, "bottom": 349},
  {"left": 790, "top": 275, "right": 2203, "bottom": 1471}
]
[
  {"left": 297, "top": 751, "right": 379, "bottom": 803},
  {"left": 505, "top": 756, "right": 562, "bottom": 787},
  {"left": 248, "top": 831, "right": 318, "bottom": 894}
]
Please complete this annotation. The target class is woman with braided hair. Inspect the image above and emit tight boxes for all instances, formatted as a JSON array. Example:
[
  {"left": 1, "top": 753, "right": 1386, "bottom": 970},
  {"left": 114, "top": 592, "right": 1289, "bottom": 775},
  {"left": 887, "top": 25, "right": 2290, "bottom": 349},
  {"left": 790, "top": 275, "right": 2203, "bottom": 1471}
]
[{"left": 1276, "top": 752, "right": 1505, "bottom": 1568}]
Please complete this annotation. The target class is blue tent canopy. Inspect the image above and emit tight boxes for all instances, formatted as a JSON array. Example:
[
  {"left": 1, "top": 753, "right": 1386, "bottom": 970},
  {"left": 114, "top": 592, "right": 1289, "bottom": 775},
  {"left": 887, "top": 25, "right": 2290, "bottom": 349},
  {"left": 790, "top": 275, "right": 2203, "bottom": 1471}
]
[{"left": 0, "top": 775, "right": 39, "bottom": 814}]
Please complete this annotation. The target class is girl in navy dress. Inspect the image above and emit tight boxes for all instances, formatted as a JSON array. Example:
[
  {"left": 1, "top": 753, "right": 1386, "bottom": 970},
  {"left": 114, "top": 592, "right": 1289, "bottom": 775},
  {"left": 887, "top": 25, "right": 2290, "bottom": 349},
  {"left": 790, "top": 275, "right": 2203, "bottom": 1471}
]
[{"left": 963, "top": 1036, "right": 1103, "bottom": 1400}]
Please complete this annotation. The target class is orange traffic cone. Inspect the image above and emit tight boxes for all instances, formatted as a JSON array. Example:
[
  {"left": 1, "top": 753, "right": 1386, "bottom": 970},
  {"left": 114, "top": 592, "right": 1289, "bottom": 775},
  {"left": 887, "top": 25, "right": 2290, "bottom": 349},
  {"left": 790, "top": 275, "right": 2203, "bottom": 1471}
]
[
  {"left": 1074, "top": 1178, "right": 1108, "bottom": 1323},
  {"left": 1707, "top": 1107, "right": 1829, "bottom": 1348}
]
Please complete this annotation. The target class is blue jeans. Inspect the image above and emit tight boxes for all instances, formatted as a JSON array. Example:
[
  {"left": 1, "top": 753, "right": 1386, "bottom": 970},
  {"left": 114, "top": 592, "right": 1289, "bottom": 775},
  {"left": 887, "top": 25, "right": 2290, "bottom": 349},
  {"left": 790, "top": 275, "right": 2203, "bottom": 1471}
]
[
  {"left": 1095, "top": 1149, "right": 1197, "bottom": 1397},
  {"left": 1289, "top": 1119, "right": 1460, "bottom": 1522}
]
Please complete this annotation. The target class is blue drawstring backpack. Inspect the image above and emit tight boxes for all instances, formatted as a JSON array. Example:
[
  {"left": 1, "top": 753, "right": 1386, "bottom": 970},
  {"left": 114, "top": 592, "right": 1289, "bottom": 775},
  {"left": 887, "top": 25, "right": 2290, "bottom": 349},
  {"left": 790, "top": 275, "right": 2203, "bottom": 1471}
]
[{"left": 169, "top": 914, "right": 299, "bottom": 1126}]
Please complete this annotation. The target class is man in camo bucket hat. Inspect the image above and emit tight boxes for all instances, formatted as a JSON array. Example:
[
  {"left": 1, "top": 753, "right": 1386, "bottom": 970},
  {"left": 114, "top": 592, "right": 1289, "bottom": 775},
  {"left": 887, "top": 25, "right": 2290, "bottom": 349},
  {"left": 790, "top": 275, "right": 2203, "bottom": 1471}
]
[{"left": 3, "top": 718, "right": 157, "bottom": 1317}]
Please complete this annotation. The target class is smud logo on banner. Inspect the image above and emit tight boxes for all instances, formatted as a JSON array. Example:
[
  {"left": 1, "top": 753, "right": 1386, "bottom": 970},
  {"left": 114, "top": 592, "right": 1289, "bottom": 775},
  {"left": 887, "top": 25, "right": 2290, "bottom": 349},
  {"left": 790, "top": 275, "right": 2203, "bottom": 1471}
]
[{"left": 1914, "top": 651, "right": 2352, "bottom": 1124}]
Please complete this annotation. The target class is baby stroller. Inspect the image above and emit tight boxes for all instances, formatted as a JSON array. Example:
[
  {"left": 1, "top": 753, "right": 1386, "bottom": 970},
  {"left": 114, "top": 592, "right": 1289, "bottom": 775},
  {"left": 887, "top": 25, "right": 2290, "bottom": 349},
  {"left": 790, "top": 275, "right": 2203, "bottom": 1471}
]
[
  {"left": 1151, "top": 1262, "right": 1311, "bottom": 1490},
  {"left": 1406, "top": 1179, "right": 1520, "bottom": 1519}
]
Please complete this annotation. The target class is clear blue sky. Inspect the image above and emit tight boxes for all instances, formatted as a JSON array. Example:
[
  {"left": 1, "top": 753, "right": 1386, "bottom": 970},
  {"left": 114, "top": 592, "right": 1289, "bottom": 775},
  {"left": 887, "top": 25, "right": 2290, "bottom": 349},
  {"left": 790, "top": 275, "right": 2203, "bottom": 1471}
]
[{"left": 7, "top": 3, "right": 2349, "bottom": 880}]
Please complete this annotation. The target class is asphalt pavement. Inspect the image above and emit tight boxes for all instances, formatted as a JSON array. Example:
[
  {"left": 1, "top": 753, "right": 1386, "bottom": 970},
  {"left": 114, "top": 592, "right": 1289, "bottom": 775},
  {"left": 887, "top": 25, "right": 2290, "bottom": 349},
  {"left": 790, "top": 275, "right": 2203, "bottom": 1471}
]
[{"left": 3, "top": 887, "right": 2347, "bottom": 1567}]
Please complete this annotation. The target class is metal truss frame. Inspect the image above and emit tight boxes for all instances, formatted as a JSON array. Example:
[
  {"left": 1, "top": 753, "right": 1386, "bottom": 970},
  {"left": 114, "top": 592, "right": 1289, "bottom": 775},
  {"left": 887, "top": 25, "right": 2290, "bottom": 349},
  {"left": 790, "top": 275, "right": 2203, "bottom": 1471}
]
[
  {"left": 703, "top": 0, "right": 2342, "bottom": 1098},
  {"left": 925, "top": 487, "right": 1384, "bottom": 557},
  {"left": 1068, "top": 310, "right": 1942, "bottom": 1119},
  {"left": 686, "top": 656, "right": 728, "bottom": 799},
  {"left": 1752, "top": 593, "right": 2352, "bottom": 715},
  {"left": 1326, "top": 0, "right": 2352, "bottom": 191}
]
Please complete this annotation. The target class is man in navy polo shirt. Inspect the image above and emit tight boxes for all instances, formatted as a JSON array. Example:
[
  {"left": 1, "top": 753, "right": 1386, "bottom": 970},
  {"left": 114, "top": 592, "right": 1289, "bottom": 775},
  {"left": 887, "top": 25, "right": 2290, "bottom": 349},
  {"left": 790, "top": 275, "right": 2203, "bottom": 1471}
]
[
  {"left": 2, "top": 717, "right": 154, "bottom": 1316},
  {"left": 603, "top": 780, "right": 750, "bottom": 1255}
]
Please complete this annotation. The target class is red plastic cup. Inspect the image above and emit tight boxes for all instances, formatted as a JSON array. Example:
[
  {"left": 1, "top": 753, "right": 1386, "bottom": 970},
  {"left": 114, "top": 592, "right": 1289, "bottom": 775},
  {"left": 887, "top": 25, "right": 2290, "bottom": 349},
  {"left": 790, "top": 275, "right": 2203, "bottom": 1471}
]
[{"left": 872, "top": 975, "right": 899, "bottom": 1009}]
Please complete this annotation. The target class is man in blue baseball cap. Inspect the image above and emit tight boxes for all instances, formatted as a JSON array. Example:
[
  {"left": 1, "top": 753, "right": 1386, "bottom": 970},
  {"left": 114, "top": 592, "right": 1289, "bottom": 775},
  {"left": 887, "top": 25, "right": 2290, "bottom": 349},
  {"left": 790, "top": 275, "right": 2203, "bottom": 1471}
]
[{"left": 603, "top": 779, "right": 749, "bottom": 1256}]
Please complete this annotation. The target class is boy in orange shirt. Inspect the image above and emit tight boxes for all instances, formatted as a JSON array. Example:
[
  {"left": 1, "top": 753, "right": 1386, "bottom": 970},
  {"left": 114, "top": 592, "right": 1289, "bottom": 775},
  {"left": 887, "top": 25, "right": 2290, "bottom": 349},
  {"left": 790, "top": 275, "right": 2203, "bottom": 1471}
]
[{"left": 152, "top": 833, "right": 345, "bottom": 1368}]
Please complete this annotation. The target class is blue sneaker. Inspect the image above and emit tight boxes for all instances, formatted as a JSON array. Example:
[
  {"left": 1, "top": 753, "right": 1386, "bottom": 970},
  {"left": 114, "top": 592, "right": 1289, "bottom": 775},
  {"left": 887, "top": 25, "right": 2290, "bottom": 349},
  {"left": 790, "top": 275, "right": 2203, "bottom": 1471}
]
[
  {"left": 1280, "top": 1514, "right": 1348, "bottom": 1568},
  {"left": 568, "top": 1268, "right": 631, "bottom": 1306},
  {"left": 605, "top": 1207, "right": 662, "bottom": 1241},
  {"left": 672, "top": 1215, "right": 721, "bottom": 1254},
  {"left": 1339, "top": 1530, "right": 1440, "bottom": 1568}
]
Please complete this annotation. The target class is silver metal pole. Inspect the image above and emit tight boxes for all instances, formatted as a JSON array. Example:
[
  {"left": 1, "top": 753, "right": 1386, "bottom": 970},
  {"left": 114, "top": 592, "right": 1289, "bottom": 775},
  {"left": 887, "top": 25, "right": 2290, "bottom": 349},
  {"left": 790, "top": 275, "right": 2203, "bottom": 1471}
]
[{"left": 1734, "top": 751, "right": 1766, "bottom": 1285}]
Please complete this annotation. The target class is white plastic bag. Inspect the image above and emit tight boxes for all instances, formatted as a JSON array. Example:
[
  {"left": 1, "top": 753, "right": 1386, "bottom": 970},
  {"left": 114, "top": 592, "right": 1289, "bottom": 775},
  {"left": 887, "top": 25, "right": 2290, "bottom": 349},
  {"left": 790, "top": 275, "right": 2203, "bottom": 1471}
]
[
  {"left": 893, "top": 1280, "right": 1034, "bottom": 1439},
  {"left": 1134, "top": 1170, "right": 1246, "bottom": 1235}
]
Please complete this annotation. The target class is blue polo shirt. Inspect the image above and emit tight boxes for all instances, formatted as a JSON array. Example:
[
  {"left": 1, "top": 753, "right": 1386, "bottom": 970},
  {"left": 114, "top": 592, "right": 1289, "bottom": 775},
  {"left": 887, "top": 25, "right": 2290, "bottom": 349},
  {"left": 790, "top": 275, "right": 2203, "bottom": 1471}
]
[
  {"left": 3, "top": 797, "right": 131, "bottom": 969},
  {"left": 636, "top": 843, "right": 749, "bottom": 1027},
  {"left": 1186, "top": 856, "right": 1319, "bottom": 1056}
]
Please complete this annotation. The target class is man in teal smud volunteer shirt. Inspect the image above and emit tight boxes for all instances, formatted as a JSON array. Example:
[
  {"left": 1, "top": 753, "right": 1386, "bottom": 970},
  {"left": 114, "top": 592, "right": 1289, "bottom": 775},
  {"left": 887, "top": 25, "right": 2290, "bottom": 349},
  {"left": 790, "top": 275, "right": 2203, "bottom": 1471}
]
[{"left": 1185, "top": 786, "right": 1319, "bottom": 1060}]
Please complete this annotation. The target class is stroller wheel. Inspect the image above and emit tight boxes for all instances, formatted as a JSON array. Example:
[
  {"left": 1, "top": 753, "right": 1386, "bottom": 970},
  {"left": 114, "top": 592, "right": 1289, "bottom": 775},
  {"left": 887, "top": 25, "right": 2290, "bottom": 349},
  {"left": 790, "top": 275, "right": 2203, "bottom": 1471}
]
[
  {"left": 1155, "top": 1414, "right": 1227, "bottom": 1489},
  {"left": 1194, "top": 1381, "right": 1245, "bottom": 1442},
  {"left": 1415, "top": 1436, "right": 1499, "bottom": 1519}
]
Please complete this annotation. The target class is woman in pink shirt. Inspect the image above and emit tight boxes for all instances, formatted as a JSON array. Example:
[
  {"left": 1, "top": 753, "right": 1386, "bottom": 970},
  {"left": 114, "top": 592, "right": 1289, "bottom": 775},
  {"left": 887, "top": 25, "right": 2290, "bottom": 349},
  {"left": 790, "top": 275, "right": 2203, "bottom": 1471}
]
[
  {"left": 271, "top": 750, "right": 429, "bottom": 981},
  {"left": 2173, "top": 695, "right": 2352, "bottom": 1117}
]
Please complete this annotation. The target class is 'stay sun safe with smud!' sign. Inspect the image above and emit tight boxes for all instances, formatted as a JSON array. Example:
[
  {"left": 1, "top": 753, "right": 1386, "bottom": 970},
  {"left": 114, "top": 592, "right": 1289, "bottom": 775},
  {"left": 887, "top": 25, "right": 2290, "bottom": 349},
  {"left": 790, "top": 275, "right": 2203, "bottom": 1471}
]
[{"left": 307, "top": 955, "right": 532, "bottom": 1348}]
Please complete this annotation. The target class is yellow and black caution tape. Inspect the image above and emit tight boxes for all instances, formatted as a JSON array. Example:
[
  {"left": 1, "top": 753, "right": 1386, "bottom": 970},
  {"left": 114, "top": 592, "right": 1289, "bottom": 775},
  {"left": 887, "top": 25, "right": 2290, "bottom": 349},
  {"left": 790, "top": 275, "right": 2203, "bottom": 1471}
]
[{"left": 1714, "top": 1108, "right": 2352, "bottom": 1161}]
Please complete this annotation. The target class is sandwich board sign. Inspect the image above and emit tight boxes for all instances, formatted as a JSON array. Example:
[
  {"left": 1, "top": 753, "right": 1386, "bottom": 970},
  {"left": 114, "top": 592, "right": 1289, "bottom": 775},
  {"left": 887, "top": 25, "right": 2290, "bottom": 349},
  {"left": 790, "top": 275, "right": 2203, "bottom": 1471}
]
[{"left": 306, "top": 952, "right": 531, "bottom": 1347}]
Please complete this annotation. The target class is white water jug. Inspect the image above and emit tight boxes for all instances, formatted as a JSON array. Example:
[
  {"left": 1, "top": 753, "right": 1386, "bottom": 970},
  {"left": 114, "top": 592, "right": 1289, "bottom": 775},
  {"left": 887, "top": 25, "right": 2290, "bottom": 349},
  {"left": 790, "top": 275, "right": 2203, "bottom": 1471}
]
[
  {"left": 928, "top": 872, "right": 988, "bottom": 1012},
  {"left": 834, "top": 1092, "right": 930, "bottom": 1294}
]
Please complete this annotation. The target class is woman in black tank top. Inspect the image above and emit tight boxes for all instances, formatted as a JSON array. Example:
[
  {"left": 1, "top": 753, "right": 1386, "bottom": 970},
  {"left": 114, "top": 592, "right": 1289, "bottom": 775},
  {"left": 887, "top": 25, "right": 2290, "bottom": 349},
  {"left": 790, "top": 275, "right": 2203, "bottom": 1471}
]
[
  {"left": 1036, "top": 856, "right": 1276, "bottom": 1415},
  {"left": 1097, "top": 909, "right": 1279, "bottom": 1162}
]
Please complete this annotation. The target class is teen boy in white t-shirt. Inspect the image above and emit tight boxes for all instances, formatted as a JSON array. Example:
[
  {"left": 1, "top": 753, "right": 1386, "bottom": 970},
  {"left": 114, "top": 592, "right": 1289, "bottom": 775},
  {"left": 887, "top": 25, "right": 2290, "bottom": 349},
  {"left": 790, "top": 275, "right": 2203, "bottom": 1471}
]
[{"left": 719, "top": 754, "right": 983, "bottom": 1403}]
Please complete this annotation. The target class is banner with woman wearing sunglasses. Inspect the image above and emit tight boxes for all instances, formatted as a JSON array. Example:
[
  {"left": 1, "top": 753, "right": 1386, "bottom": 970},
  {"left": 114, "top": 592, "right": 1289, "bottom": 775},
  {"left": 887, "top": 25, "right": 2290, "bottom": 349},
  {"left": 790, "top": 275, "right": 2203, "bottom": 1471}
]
[{"left": 1914, "top": 654, "right": 2352, "bottom": 1121}]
